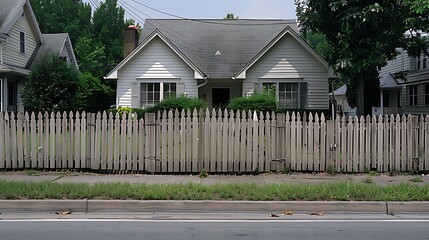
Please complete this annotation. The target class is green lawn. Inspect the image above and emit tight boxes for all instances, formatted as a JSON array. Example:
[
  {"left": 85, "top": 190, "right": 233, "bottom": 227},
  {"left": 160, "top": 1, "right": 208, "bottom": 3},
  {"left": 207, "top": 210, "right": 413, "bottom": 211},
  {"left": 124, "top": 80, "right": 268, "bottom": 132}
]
[{"left": 0, "top": 180, "right": 428, "bottom": 201}]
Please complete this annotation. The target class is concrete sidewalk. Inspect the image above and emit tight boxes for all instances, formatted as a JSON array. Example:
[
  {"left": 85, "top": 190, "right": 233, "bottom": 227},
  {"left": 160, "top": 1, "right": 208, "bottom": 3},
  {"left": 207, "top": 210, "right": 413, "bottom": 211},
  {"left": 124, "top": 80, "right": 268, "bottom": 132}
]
[{"left": 0, "top": 171, "right": 428, "bottom": 186}]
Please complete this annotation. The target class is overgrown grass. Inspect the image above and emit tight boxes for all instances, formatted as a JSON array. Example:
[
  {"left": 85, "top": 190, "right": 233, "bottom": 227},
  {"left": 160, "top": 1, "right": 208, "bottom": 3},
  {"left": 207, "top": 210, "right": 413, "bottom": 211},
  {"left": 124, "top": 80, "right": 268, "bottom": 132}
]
[{"left": 0, "top": 180, "right": 428, "bottom": 201}]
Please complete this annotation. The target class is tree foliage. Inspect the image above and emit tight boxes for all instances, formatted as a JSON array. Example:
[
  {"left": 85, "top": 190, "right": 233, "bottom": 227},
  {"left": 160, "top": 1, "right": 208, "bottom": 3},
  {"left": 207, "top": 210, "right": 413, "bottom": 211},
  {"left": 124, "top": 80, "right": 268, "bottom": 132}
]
[
  {"left": 295, "top": 0, "right": 418, "bottom": 115},
  {"left": 22, "top": 55, "right": 80, "bottom": 112},
  {"left": 76, "top": 73, "right": 114, "bottom": 112},
  {"left": 30, "top": 0, "right": 131, "bottom": 111}
]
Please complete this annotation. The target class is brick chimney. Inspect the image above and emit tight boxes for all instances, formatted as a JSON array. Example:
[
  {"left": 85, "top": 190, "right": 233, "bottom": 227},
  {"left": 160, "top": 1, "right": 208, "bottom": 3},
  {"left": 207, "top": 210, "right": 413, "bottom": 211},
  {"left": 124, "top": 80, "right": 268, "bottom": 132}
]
[{"left": 124, "top": 25, "right": 138, "bottom": 57}]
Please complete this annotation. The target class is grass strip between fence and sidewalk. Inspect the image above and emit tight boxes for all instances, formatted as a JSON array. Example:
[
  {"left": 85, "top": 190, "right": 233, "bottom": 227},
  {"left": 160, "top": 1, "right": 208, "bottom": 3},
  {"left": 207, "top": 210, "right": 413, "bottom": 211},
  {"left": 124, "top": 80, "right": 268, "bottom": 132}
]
[{"left": 0, "top": 180, "right": 428, "bottom": 201}]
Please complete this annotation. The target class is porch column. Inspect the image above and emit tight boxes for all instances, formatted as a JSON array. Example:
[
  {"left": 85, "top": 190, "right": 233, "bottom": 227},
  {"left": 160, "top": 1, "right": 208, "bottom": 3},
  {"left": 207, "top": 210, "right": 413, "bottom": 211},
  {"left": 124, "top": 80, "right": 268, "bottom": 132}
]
[
  {"left": 0, "top": 77, "right": 3, "bottom": 112},
  {"left": 380, "top": 89, "right": 384, "bottom": 115}
]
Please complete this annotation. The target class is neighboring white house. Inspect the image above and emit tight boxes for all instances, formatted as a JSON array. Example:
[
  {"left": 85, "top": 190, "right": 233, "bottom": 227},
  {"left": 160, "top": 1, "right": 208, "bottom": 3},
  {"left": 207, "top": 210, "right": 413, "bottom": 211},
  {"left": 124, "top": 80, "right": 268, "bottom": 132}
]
[
  {"left": 106, "top": 19, "right": 336, "bottom": 110},
  {"left": 329, "top": 84, "right": 357, "bottom": 116},
  {"left": 372, "top": 47, "right": 429, "bottom": 115},
  {"left": 0, "top": 0, "right": 77, "bottom": 112}
]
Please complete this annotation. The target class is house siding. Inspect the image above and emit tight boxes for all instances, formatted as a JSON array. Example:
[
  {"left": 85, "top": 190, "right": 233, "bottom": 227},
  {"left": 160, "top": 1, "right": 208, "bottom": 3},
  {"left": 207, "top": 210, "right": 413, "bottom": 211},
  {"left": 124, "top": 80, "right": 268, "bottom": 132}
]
[
  {"left": 2, "top": 14, "right": 37, "bottom": 68},
  {"left": 402, "top": 83, "right": 429, "bottom": 115},
  {"left": 244, "top": 34, "right": 328, "bottom": 109},
  {"left": 380, "top": 48, "right": 411, "bottom": 76},
  {"left": 117, "top": 37, "right": 196, "bottom": 108}
]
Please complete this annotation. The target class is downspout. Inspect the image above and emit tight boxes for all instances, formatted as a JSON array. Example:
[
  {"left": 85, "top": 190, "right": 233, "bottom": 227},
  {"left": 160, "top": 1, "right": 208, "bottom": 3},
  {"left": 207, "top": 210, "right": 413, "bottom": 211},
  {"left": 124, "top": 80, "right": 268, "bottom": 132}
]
[{"left": 196, "top": 77, "right": 208, "bottom": 98}]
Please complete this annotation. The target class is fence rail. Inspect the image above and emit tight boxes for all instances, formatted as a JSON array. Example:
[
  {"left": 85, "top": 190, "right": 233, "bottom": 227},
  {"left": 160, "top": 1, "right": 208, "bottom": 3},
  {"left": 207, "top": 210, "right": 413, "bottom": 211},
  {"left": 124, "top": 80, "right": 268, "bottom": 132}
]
[{"left": 0, "top": 110, "right": 428, "bottom": 173}]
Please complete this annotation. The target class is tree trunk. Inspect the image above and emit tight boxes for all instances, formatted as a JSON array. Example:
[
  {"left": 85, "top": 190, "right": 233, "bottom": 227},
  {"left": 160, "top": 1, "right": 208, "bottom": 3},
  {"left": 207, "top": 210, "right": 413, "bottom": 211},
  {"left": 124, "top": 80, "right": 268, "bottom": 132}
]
[{"left": 356, "top": 72, "right": 365, "bottom": 116}]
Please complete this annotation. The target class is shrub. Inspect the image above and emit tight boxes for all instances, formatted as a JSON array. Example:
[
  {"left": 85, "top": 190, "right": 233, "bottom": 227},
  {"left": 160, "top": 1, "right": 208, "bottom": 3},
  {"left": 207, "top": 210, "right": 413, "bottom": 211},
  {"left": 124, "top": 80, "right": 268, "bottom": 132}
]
[
  {"left": 226, "top": 93, "right": 276, "bottom": 113},
  {"left": 146, "top": 95, "right": 207, "bottom": 113},
  {"left": 106, "top": 96, "right": 207, "bottom": 119},
  {"left": 22, "top": 54, "right": 80, "bottom": 112}
]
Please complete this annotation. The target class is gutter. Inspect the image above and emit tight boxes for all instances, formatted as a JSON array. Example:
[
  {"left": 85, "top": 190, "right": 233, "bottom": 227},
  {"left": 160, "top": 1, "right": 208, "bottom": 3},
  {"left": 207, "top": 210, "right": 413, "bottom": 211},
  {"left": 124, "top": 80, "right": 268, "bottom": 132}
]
[{"left": 197, "top": 78, "right": 208, "bottom": 89}]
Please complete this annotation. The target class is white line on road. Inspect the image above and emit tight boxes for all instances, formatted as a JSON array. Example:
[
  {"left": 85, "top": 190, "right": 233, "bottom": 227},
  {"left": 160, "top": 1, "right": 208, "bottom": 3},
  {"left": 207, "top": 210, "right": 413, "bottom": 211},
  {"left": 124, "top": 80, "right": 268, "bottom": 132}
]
[{"left": 2, "top": 219, "right": 429, "bottom": 223}]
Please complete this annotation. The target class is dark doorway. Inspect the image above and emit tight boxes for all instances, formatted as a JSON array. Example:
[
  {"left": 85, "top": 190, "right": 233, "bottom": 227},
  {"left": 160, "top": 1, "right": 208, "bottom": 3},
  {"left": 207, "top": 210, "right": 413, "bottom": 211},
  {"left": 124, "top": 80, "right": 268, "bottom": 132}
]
[{"left": 212, "top": 88, "right": 230, "bottom": 108}]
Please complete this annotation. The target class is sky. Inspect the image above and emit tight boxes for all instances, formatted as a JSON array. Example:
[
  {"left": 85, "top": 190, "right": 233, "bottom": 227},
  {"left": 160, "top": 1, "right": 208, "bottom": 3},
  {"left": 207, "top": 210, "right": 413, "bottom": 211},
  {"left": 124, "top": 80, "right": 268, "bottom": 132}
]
[{"left": 85, "top": 0, "right": 297, "bottom": 25}]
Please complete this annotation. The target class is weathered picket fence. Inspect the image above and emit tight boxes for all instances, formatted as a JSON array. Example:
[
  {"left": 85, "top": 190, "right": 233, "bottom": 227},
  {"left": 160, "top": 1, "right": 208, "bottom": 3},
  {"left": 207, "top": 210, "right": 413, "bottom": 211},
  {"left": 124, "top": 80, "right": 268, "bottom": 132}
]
[{"left": 0, "top": 110, "right": 428, "bottom": 173}]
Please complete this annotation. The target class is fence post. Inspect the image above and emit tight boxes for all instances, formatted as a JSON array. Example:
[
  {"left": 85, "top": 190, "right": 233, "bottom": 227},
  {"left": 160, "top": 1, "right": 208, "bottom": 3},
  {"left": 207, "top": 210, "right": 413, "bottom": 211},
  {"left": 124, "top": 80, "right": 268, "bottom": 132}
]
[
  {"left": 198, "top": 109, "right": 204, "bottom": 172},
  {"left": 88, "top": 113, "right": 96, "bottom": 170},
  {"left": 145, "top": 113, "right": 156, "bottom": 173}
]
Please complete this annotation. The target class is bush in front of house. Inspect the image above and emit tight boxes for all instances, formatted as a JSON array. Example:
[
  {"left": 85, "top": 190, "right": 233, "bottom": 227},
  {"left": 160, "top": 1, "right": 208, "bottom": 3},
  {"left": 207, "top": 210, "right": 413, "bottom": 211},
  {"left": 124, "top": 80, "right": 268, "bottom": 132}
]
[
  {"left": 147, "top": 95, "right": 207, "bottom": 113},
  {"left": 226, "top": 92, "right": 277, "bottom": 113},
  {"left": 106, "top": 96, "right": 207, "bottom": 119}
]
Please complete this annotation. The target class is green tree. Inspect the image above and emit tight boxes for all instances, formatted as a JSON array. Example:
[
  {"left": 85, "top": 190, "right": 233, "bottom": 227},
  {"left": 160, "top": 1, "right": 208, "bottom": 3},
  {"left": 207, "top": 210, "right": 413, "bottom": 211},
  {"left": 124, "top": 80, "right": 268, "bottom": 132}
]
[
  {"left": 30, "top": 0, "right": 92, "bottom": 45},
  {"left": 92, "top": 0, "right": 127, "bottom": 74},
  {"left": 22, "top": 54, "right": 80, "bottom": 112},
  {"left": 224, "top": 13, "right": 239, "bottom": 19},
  {"left": 295, "top": 0, "right": 408, "bottom": 115},
  {"left": 76, "top": 73, "right": 114, "bottom": 112},
  {"left": 74, "top": 37, "right": 106, "bottom": 78}
]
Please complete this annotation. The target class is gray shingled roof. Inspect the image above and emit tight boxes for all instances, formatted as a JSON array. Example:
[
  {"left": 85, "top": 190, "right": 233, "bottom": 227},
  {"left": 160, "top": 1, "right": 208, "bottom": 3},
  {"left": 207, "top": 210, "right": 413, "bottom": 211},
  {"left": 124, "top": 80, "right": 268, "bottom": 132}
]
[
  {"left": 140, "top": 19, "right": 298, "bottom": 78},
  {"left": 0, "top": 0, "right": 25, "bottom": 33},
  {"left": 31, "top": 33, "right": 68, "bottom": 67}
]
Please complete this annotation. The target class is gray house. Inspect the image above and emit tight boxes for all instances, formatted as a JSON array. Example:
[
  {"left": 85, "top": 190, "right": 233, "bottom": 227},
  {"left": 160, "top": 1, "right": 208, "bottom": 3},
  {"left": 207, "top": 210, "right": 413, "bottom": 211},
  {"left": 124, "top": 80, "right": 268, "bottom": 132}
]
[
  {"left": 0, "top": 0, "right": 77, "bottom": 112},
  {"left": 106, "top": 19, "right": 335, "bottom": 109},
  {"left": 373, "top": 47, "right": 429, "bottom": 115}
]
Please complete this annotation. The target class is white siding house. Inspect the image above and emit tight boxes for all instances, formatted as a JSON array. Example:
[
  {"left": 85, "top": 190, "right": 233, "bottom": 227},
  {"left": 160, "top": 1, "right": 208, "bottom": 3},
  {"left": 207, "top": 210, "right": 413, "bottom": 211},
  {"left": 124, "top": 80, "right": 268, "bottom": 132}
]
[
  {"left": 117, "top": 37, "right": 197, "bottom": 108},
  {"left": 106, "top": 19, "right": 335, "bottom": 110}
]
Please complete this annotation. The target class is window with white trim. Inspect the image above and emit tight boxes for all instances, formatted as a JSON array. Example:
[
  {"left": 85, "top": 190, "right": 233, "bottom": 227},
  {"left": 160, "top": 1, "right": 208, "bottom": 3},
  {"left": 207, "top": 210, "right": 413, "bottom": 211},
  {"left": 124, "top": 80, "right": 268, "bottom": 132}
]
[
  {"left": 409, "top": 85, "right": 418, "bottom": 106},
  {"left": 19, "top": 32, "right": 25, "bottom": 53},
  {"left": 140, "top": 82, "right": 177, "bottom": 108},
  {"left": 260, "top": 81, "right": 307, "bottom": 109},
  {"left": 417, "top": 52, "right": 428, "bottom": 71},
  {"left": 279, "top": 83, "right": 299, "bottom": 109}
]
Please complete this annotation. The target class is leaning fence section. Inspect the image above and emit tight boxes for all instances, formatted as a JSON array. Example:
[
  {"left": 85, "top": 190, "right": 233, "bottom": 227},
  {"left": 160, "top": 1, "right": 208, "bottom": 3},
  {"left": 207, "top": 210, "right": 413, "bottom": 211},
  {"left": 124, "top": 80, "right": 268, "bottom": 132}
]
[{"left": 0, "top": 110, "right": 428, "bottom": 173}]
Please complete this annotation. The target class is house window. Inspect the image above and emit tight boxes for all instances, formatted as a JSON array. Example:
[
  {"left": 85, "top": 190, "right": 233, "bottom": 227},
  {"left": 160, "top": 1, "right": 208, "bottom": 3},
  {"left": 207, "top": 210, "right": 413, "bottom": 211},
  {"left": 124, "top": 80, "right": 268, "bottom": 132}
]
[
  {"left": 262, "top": 82, "right": 276, "bottom": 95},
  {"left": 417, "top": 52, "right": 428, "bottom": 71},
  {"left": 163, "top": 82, "right": 177, "bottom": 99},
  {"left": 409, "top": 85, "right": 418, "bottom": 106},
  {"left": 425, "top": 83, "right": 429, "bottom": 105},
  {"left": 279, "top": 83, "right": 299, "bottom": 109},
  {"left": 260, "top": 81, "right": 307, "bottom": 109},
  {"left": 19, "top": 32, "right": 25, "bottom": 53},
  {"left": 140, "top": 82, "right": 177, "bottom": 108}
]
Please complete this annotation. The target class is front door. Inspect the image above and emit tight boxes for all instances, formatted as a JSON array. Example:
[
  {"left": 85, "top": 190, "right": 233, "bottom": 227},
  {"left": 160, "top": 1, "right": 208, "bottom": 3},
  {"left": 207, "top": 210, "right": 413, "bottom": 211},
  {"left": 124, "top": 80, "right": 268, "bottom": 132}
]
[{"left": 212, "top": 88, "right": 230, "bottom": 109}]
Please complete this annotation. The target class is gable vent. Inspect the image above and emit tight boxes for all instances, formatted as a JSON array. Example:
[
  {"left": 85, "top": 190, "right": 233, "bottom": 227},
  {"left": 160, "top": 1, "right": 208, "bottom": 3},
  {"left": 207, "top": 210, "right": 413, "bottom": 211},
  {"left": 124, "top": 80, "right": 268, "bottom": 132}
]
[{"left": 215, "top": 49, "right": 222, "bottom": 56}]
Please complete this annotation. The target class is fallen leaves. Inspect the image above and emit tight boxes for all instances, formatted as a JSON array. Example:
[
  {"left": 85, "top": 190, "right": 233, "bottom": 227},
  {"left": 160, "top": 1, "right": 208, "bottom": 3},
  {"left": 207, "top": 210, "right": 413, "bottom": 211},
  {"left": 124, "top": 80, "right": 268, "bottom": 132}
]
[
  {"left": 309, "top": 211, "right": 324, "bottom": 216},
  {"left": 281, "top": 211, "right": 294, "bottom": 216},
  {"left": 269, "top": 210, "right": 325, "bottom": 217},
  {"left": 55, "top": 210, "right": 72, "bottom": 215}
]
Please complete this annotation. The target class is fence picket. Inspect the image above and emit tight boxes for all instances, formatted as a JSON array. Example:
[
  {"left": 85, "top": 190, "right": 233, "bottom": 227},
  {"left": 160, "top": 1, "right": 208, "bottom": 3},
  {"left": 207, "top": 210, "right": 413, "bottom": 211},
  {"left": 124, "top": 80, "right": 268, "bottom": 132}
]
[
  {"left": 10, "top": 112, "right": 17, "bottom": 169},
  {"left": 171, "top": 110, "right": 178, "bottom": 172},
  {"left": 16, "top": 113, "right": 24, "bottom": 168},
  {"left": 258, "top": 112, "right": 265, "bottom": 172},
  {"left": 290, "top": 112, "right": 296, "bottom": 171},
  {"left": 0, "top": 112, "right": 4, "bottom": 169},
  {"left": 192, "top": 109, "right": 199, "bottom": 172},
  {"left": 23, "top": 112, "right": 30, "bottom": 168},
  {"left": 307, "top": 113, "right": 314, "bottom": 171},
  {"left": 221, "top": 109, "right": 228, "bottom": 172}
]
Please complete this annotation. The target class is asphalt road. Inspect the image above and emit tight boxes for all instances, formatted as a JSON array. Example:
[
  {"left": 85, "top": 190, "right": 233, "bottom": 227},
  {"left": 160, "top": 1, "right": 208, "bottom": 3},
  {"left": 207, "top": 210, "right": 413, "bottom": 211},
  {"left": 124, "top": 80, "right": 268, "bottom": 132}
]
[{"left": 1, "top": 219, "right": 428, "bottom": 240}]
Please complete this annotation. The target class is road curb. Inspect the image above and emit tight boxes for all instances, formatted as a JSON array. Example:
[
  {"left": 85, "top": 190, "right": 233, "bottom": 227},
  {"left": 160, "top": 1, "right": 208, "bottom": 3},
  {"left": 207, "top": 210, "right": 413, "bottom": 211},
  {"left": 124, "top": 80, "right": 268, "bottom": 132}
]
[
  {"left": 387, "top": 202, "right": 429, "bottom": 214},
  {"left": 3, "top": 200, "right": 429, "bottom": 214},
  {"left": 0, "top": 200, "right": 87, "bottom": 213},
  {"left": 86, "top": 200, "right": 386, "bottom": 213}
]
